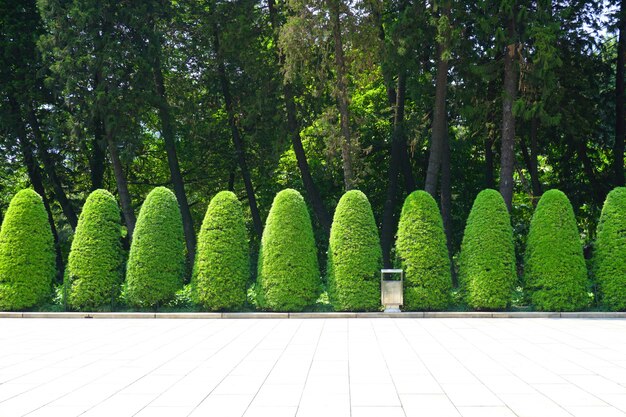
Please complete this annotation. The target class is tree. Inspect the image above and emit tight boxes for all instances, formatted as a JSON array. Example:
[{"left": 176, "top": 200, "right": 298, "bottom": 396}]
[
  {"left": 525, "top": 189, "right": 589, "bottom": 311},
  {"left": 615, "top": 0, "right": 626, "bottom": 187},
  {"left": 0, "top": 189, "right": 55, "bottom": 310},
  {"left": 193, "top": 191, "right": 249, "bottom": 311},
  {"left": 126, "top": 187, "right": 185, "bottom": 308},
  {"left": 592, "top": 187, "right": 626, "bottom": 310},
  {"left": 66, "top": 189, "right": 124, "bottom": 310},
  {"left": 267, "top": 0, "right": 331, "bottom": 234},
  {"left": 395, "top": 191, "right": 451, "bottom": 310},
  {"left": 39, "top": 0, "right": 143, "bottom": 238},
  {"left": 459, "top": 189, "right": 516, "bottom": 310},
  {"left": 257, "top": 189, "right": 320, "bottom": 311},
  {"left": 327, "top": 190, "right": 381, "bottom": 311}
]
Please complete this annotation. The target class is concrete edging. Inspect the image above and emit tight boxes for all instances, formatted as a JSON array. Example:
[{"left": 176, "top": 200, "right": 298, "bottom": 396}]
[{"left": 0, "top": 311, "right": 624, "bottom": 319}]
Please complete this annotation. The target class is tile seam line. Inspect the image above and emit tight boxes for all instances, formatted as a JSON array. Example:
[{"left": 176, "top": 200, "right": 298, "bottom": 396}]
[
  {"left": 128, "top": 319, "right": 251, "bottom": 416},
  {"left": 0, "top": 318, "right": 182, "bottom": 407},
  {"left": 74, "top": 319, "right": 242, "bottom": 417},
  {"left": 370, "top": 319, "right": 408, "bottom": 417},
  {"left": 393, "top": 318, "right": 465, "bottom": 417},
  {"left": 294, "top": 318, "right": 327, "bottom": 417},
  {"left": 240, "top": 319, "right": 306, "bottom": 416},
  {"left": 436, "top": 318, "right": 573, "bottom": 417},
  {"left": 20, "top": 319, "right": 217, "bottom": 416},
  {"left": 484, "top": 319, "right": 622, "bottom": 410},
  {"left": 185, "top": 319, "right": 284, "bottom": 416}
]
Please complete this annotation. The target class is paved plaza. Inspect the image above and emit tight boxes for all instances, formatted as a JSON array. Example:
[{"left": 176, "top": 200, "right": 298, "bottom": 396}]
[{"left": 0, "top": 318, "right": 625, "bottom": 417}]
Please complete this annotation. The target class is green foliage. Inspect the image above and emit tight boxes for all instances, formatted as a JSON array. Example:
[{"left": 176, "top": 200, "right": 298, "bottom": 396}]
[
  {"left": 592, "top": 187, "right": 626, "bottom": 311},
  {"left": 395, "top": 191, "right": 451, "bottom": 310},
  {"left": 126, "top": 187, "right": 185, "bottom": 308},
  {"left": 524, "top": 189, "right": 589, "bottom": 311},
  {"left": 327, "top": 190, "right": 381, "bottom": 311},
  {"left": 66, "top": 189, "right": 124, "bottom": 310},
  {"left": 459, "top": 189, "right": 516, "bottom": 310},
  {"left": 257, "top": 189, "right": 320, "bottom": 311},
  {"left": 0, "top": 189, "right": 55, "bottom": 310},
  {"left": 192, "top": 191, "right": 249, "bottom": 311}
]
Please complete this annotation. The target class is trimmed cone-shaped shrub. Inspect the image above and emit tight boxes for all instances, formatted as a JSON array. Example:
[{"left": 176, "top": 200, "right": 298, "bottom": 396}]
[
  {"left": 126, "top": 187, "right": 185, "bottom": 308},
  {"left": 257, "top": 189, "right": 320, "bottom": 311},
  {"left": 395, "top": 190, "right": 451, "bottom": 310},
  {"left": 0, "top": 189, "right": 55, "bottom": 310},
  {"left": 327, "top": 190, "right": 381, "bottom": 311},
  {"left": 66, "top": 189, "right": 124, "bottom": 310},
  {"left": 525, "top": 189, "right": 588, "bottom": 311},
  {"left": 592, "top": 187, "right": 626, "bottom": 310},
  {"left": 193, "top": 191, "right": 249, "bottom": 311},
  {"left": 459, "top": 189, "right": 516, "bottom": 310}
]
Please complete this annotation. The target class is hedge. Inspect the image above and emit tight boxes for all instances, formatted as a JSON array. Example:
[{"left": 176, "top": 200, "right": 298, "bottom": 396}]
[
  {"left": 66, "top": 189, "right": 124, "bottom": 310},
  {"left": 459, "top": 189, "right": 516, "bottom": 310},
  {"left": 327, "top": 190, "right": 381, "bottom": 311},
  {"left": 257, "top": 189, "right": 320, "bottom": 311},
  {"left": 0, "top": 189, "right": 55, "bottom": 310},
  {"left": 126, "top": 187, "right": 185, "bottom": 308},
  {"left": 395, "top": 190, "right": 451, "bottom": 310},
  {"left": 524, "top": 189, "right": 588, "bottom": 311},
  {"left": 192, "top": 191, "right": 249, "bottom": 311},
  {"left": 592, "top": 187, "right": 626, "bottom": 311}
]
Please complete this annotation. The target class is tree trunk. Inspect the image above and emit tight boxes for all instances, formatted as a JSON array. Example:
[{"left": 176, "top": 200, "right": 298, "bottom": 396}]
[
  {"left": 520, "top": 117, "right": 542, "bottom": 202},
  {"left": 440, "top": 123, "right": 455, "bottom": 285},
  {"left": 105, "top": 129, "right": 136, "bottom": 240},
  {"left": 153, "top": 51, "right": 196, "bottom": 266},
  {"left": 90, "top": 116, "right": 106, "bottom": 191},
  {"left": 500, "top": 17, "right": 518, "bottom": 212},
  {"left": 328, "top": 0, "right": 355, "bottom": 190},
  {"left": 26, "top": 104, "right": 78, "bottom": 230},
  {"left": 9, "top": 97, "right": 63, "bottom": 279},
  {"left": 615, "top": 0, "right": 626, "bottom": 187},
  {"left": 268, "top": 0, "right": 331, "bottom": 234},
  {"left": 425, "top": 6, "right": 451, "bottom": 197},
  {"left": 485, "top": 136, "right": 495, "bottom": 188},
  {"left": 380, "top": 71, "right": 407, "bottom": 267},
  {"left": 213, "top": 26, "right": 263, "bottom": 239}
]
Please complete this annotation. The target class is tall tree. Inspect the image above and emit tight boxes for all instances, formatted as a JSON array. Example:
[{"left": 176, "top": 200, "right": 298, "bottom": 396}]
[
  {"left": 39, "top": 0, "right": 142, "bottom": 238},
  {"left": 213, "top": 20, "right": 263, "bottom": 239},
  {"left": 328, "top": 0, "right": 356, "bottom": 190},
  {"left": 615, "top": 0, "right": 626, "bottom": 187},
  {"left": 500, "top": 3, "right": 519, "bottom": 211},
  {"left": 267, "top": 0, "right": 331, "bottom": 234},
  {"left": 132, "top": 2, "right": 196, "bottom": 264}
]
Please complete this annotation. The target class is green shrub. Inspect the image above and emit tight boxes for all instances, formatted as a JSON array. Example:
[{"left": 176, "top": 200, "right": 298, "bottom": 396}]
[
  {"left": 192, "top": 191, "right": 249, "bottom": 311},
  {"left": 257, "top": 189, "right": 320, "bottom": 311},
  {"left": 126, "top": 187, "right": 185, "bottom": 308},
  {"left": 327, "top": 190, "right": 381, "bottom": 311},
  {"left": 524, "top": 189, "right": 588, "bottom": 311},
  {"left": 0, "top": 189, "right": 55, "bottom": 310},
  {"left": 459, "top": 189, "right": 516, "bottom": 310},
  {"left": 66, "top": 189, "right": 124, "bottom": 310},
  {"left": 592, "top": 187, "right": 626, "bottom": 311},
  {"left": 395, "top": 190, "right": 451, "bottom": 310}
]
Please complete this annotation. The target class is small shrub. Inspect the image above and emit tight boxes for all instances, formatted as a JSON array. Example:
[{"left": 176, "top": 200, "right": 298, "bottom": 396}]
[
  {"left": 592, "top": 187, "right": 626, "bottom": 311},
  {"left": 0, "top": 189, "right": 55, "bottom": 310},
  {"left": 192, "top": 191, "right": 249, "bottom": 311},
  {"left": 257, "top": 189, "right": 320, "bottom": 311},
  {"left": 66, "top": 189, "right": 124, "bottom": 310},
  {"left": 327, "top": 190, "right": 381, "bottom": 311},
  {"left": 395, "top": 190, "right": 451, "bottom": 310},
  {"left": 126, "top": 187, "right": 185, "bottom": 308},
  {"left": 524, "top": 189, "right": 588, "bottom": 311},
  {"left": 459, "top": 189, "right": 516, "bottom": 310}
]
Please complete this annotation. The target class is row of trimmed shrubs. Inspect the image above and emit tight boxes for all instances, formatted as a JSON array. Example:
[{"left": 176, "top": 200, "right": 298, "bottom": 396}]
[{"left": 0, "top": 186, "right": 625, "bottom": 311}]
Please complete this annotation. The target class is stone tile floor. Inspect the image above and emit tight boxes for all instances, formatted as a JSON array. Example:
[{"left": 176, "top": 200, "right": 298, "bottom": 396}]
[{"left": 0, "top": 318, "right": 625, "bottom": 417}]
